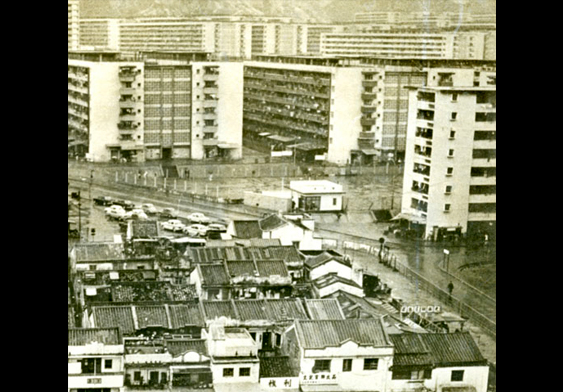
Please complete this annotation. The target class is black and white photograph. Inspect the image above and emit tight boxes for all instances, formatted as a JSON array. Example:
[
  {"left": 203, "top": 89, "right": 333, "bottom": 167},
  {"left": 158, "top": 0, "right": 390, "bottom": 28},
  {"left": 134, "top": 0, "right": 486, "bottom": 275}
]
[{"left": 68, "top": 1, "right": 496, "bottom": 391}]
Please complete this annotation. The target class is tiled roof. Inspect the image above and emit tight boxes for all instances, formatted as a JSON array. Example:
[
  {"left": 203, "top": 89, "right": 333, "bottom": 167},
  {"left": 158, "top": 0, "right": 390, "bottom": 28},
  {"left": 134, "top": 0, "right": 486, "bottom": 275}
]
[
  {"left": 202, "top": 300, "right": 239, "bottom": 320},
  {"left": 389, "top": 334, "right": 433, "bottom": 367},
  {"left": 68, "top": 328, "right": 122, "bottom": 346},
  {"left": 255, "top": 259, "right": 289, "bottom": 277},
  {"left": 226, "top": 260, "right": 256, "bottom": 276},
  {"left": 204, "top": 238, "right": 281, "bottom": 247},
  {"left": 304, "top": 299, "right": 345, "bottom": 320},
  {"left": 259, "top": 214, "right": 288, "bottom": 231},
  {"left": 198, "top": 264, "right": 230, "bottom": 286},
  {"left": 91, "top": 304, "right": 204, "bottom": 334},
  {"left": 168, "top": 303, "right": 204, "bottom": 328},
  {"left": 232, "top": 220, "right": 262, "bottom": 239},
  {"left": 165, "top": 339, "right": 208, "bottom": 357},
  {"left": 73, "top": 242, "right": 125, "bottom": 262},
  {"left": 189, "top": 245, "right": 302, "bottom": 266},
  {"left": 420, "top": 332, "right": 486, "bottom": 366},
  {"left": 259, "top": 246, "right": 303, "bottom": 263},
  {"left": 92, "top": 306, "right": 136, "bottom": 334},
  {"left": 260, "top": 356, "right": 299, "bottom": 378},
  {"left": 305, "top": 251, "right": 351, "bottom": 269},
  {"left": 130, "top": 221, "right": 160, "bottom": 238},
  {"left": 201, "top": 299, "right": 308, "bottom": 323},
  {"left": 294, "top": 319, "right": 391, "bottom": 349},
  {"left": 312, "top": 273, "right": 362, "bottom": 290},
  {"left": 330, "top": 291, "right": 398, "bottom": 319},
  {"left": 135, "top": 305, "right": 169, "bottom": 329},
  {"left": 190, "top": 247, "right": 228, "bottom": 263}
]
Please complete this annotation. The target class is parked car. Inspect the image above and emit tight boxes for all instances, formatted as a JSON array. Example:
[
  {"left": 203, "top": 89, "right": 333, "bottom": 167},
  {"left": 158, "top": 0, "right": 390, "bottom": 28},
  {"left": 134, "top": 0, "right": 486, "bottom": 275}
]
[
  {"left": 161, "top": 208, "right": 178, "bottom": 219},
  {"left": 211, "top": 218, "right": 230, "bottom": 226},
  {"left": 142, "top": 203, "right": 158, "bottom": 214},
  {"left": 187, "top": 212, "right": 210, "bottom": 224},
  {"left": 113, "top": 199, "right": 135, "bottom": 211},
  {"left": 184, "top": 224, "right": 208, "bottom": 237},
  {"left": 106, "top": 205, "right": 126, "bottom": 220},
  {"left": 161, "top": 219, "right": 186, "bottom": 232},
  {"left": 93, "top": 196, "right": 113, "bottom": 206},
  {"left": 206, "top": 223, "right": 227, "bottom": 233},
  {"left": 121, "top": 209, "right": 149, "bottom": 221},
  {"left": 105, "top": 205, "right": 124, "bottom": 214}
]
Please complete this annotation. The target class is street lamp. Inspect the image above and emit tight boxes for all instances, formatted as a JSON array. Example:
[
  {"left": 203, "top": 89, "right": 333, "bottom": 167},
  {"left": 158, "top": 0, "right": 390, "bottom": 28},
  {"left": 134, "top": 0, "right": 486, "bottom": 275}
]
[{"left": 386, "top": 154, "right": 402, "bottom": 211}]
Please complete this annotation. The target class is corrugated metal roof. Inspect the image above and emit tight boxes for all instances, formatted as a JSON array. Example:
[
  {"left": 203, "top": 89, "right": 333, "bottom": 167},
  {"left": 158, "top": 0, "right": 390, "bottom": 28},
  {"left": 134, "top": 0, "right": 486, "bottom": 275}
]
[
  {"left": 389, "top": 333, "right": 433, "bottom": 367},
  {"left": 295, "top": 319, "right": 390, "bottom": 349},
  {"left": 68, "top": 328, "right": 122, "bottom": 346},
  {"left": 259, "top": 214, "right": 288, "bottom": 231},
  {"left": 304, "top": 299, "right": 345, "bottom": 320}
]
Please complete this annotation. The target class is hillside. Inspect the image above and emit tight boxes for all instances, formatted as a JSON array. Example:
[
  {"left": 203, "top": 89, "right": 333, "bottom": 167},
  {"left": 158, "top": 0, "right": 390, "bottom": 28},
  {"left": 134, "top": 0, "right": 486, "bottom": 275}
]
[{"left": 79, "top": 0, "right": 496, "bottom": 23}]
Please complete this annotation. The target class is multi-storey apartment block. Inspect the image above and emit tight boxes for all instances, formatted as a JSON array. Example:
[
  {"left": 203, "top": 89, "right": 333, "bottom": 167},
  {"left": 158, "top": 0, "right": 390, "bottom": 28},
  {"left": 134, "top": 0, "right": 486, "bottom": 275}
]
[
  {"left": 401, "top": 82, "right": 496, "bottom": 241},
  {"left": 68, "top": 51, "right": 242, "bottom": 162},
  {"left": 68, "top": 0, "right": 79, "bottom": 50},
  {"left": 80, "top": 18, "right": 120, "bottom": 50}
]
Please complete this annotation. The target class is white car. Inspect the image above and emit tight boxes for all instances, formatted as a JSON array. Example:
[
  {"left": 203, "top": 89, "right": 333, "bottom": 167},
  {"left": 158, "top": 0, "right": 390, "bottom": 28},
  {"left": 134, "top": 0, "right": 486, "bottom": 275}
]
[
  {"left": 188, "top": 212, "right": 210, "bottom": 224},
  {"left": 207, "top": 223, "right": 227, "bottom": 233},
  {"left": 161, "top": 219, "right": 186, "bottom": 232},
  {"left": 184, "top": 224, "right": 208, "bottom": 237},
  {"left": 142, "top": 203, "right": 158, "bottom": 214},
  {"left": 121, "top": 209, "right": 149, "bottom": 221},
  {"left": 161, "top": 208, "right": 178, "bottom": 219},
  {"left": 105, "top": 205, "right": 126, "bottom": 219}
]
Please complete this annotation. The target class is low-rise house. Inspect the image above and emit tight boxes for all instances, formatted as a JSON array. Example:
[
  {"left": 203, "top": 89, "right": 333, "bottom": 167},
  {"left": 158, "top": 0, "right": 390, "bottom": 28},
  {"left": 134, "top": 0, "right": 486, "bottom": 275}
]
[
  {"left": 201, "top": 298, "right": 309, "bottom": 352},
  {"left": 70, "top": 242, "right": 156, "bottom": 272},
  {"left": 227, "top": 214, "right": 322, "bottom": 250},
  {"left": 126, "top": 220, "right": 161, "bottom": 240},
  {"left": 389, "top": 332, "right": 489, "bottom": 392},
  {"left": 68, "top": 328, "right": 125, "bottom": 392},
  {"left": 188, "top": 244, "right": 305, "bottom": 281},
  {"left": 303, "top": 298, "right": 346, "bottom": 320},
  {"left": 203, "top": 325, "right": 261, "bottom": 386},
  {"left": 282, "top": 319, "right": 394, "bottom": 392},
  {"left": 123, "top": 337, "right": 212, "bottom": 390},
  {"left": 190, "top": 259, "right": 293, "bottom": 300},
  {"left": 312, "top": 273, "right": 365, "bottom": 298},
  {"left": 88, "top": 303, "right": 204, "bottom": 338},
  {"left": 259, "top": 356, "right": 300, "bottom": 390},
  {"left": 289, "top": 180, "right": 344, "bottom": 213}
]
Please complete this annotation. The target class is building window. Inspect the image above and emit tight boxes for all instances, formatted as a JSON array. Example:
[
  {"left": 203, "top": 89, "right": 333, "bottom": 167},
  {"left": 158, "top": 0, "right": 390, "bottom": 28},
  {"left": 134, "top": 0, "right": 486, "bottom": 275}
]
[
  {"left": 161, "top": 372, "right": 167, "bottom": 383},
  {"left": 240, "top": 368, "right": 251, "bottom": 377},
  {"left": 333, "top": 198, "right": 337, "bottom": 205},
  {"left": 223, "top": 368, "right": 234, "bottom": 377},
  {"left": 447, "top": 167, "right": 454, "bottom": 175},
  {"left": 313, "top": 359, "right": 331, "bottom": 373},
  {"left": 342, "top": 359, "right": 352, "bottom": 372},
  {"left": 444, "top": 204, "right": 451, "bottom": 212},
  {"left": 448, "top": 149, "right": 454, "bottom": 157},
  {"left": 134, "top": 371, "right": 141, "bottom": 382},
  {"left": 363, "top": 358, "right": 378, "bottom": 370},
  {"left": 449, "top": 130, "right": 456, "bottom": 139},
  {"left": 451, "top": 370, "right": 464, "bottom": 381},
  {"left": 104, "top": 359, "right": 112, "bottom": 369},
  {"left": 450, "top": 112, "right": 457, "bottom": 121},
  {"left": 445, "top": 186, "right": 452, "bottom": 194},
  {"left": 451, "top": 93, "right": 458, "bottom": 102}
]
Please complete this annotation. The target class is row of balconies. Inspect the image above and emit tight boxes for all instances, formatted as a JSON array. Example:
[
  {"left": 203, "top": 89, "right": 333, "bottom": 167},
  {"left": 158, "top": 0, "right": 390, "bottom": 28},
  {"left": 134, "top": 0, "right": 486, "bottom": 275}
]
[
  {"left": 118, "top": 121, "right": 139, "bottom": 130},
  {"left": 362, "top": 92, "right": 377, "bottom": 100},
  {"left": 245, "top": 92, "right": 328, "bottom": 112},
  {"left": 360, "top": 117, "right": 376, "bottom": 126},
  {"left": 245, "top": 80, "right": 330, "bottom": 99},
  {"left": 414, "top": 145, "right": 432, "bottom": 158},
  {"left": 245, "top": 70, "right": 331, "bottom": 87},
  {"left": 244, "top": 103, "right": 328, "bottom": 125},
  {"left": 413, "top": 164, "right": 431, "bottom": 176},
  {"left": 361, "top": 106, "right": 377, "bottom": 114},
  {"left": 244, "top": 113, "right": 328, "bottom": 137}
]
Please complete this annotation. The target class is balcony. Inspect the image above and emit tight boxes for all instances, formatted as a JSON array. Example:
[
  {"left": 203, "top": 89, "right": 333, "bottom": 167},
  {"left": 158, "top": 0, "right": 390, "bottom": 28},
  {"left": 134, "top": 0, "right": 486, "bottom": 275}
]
[
  {"left": 203, "top": 73, "right": 219, "bottom": 81},
  {"left": 358, "top": 139, "right": 375, "bottom": 149},
  {"left": 417, "top": 101, "right": 435, "bottom": 111},
  {"left": 203, "top": 112, "right": 217, "bottom": 120},
  {"left": 203, "top": 100, "right": 218, "bottom": 108},
  {"left": 203, "top": 125, "right": 218, "bottom": 132},
  {"left": 360, "top": 117, "right": 376, "bottom": 126},
  {"left": 119, "top": 69, "right": 140, "bottom": 82},
  {"left": 203, "top": 87, "right": 218, "bottom": 94},
  {"left": 119, "top": 87, "right": 136, "bottom": 95},
  {"left": 362, "top": 92, "right": 377, "bottom": 100},
  {"left": 358, "top": 132, "right": 375, "bottom": 139},
  {"left": 119, "top": 99, "right": 138, "bottom": 108},
  {"left": 361, "top": 106, "right": 376, "bottom": 114},
  {"left": 119, "top": 113, "right": 137, "bottom": 122},
  {"left": 362, "top": 80, "right": 378, "bottom": 88},
  {"left": 118, "top": 122, "right": 138, "bottom": 130},
  {"left": 203, "top": 138, "right": 219, "bottom": 146}
]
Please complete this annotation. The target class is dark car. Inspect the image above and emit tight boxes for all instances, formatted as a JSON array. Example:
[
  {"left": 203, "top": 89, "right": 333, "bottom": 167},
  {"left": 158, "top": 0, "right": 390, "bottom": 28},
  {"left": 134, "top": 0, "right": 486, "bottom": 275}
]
[
  {"left": 93, "top": 196, "right": 113, "bottom": 206},
  {"left": 113, "top": 199, "right": 135, "bottom": 211}
]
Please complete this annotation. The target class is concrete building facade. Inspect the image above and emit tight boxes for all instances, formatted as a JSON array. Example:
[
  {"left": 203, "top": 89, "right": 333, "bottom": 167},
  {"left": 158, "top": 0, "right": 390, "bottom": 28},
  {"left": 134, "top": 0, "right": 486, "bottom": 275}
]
[
  {"left": 68, "top": 0, "right": 79, "bottom": 50},
  {"left": 400, "top": 83, "right": 496, "bottom": 240}
]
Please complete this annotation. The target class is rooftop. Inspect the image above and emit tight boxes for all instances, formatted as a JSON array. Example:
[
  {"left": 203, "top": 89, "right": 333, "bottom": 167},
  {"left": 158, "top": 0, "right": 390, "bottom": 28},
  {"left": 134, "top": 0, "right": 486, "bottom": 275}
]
[
  {"left": 129, "top": 220, "right": 160, "bottom": 238},
  {"left": 232, "top": 220, "right": 262, "bottom": 239},
  {"left": 312, "top": 273, "right": 362, "bottom": 290},
  {"left": 110, "top": 281, "right": 197, "bottom": 302},
  {"left": 260, "top": 356, "right": 299, "bottom": 378},
  {"left": 304, "top": 251, "right": 351, "bottom": 270},
  {"left": 289, "top": 180, "right": 343, "bottom": 194},
  {"left": 201, "top": 299, "right": 308, "bottom": 323},
  {"left": 259, "top": 214, "right": 288, "bottom": 232},
  {"left": 304, "top": 299, "right": 345, "bottom": 320},
  {"left": 73, "top": 242, "right": 125, "bottom": 262},
  {"left": 294, "top": 319, "right": 391, "bottom": 349},
  {"left": 189, "top": 245, "right": 302, "bottom": 264},
  {"left": 68, "top": 328, "right": 122, "bottom": 346}
]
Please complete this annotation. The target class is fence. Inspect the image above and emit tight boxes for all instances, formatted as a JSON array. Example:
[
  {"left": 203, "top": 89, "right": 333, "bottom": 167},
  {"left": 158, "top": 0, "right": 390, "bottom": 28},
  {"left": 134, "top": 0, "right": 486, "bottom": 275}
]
[{"left": 320, "top": 238, "right": 496, "bottom": 339}]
